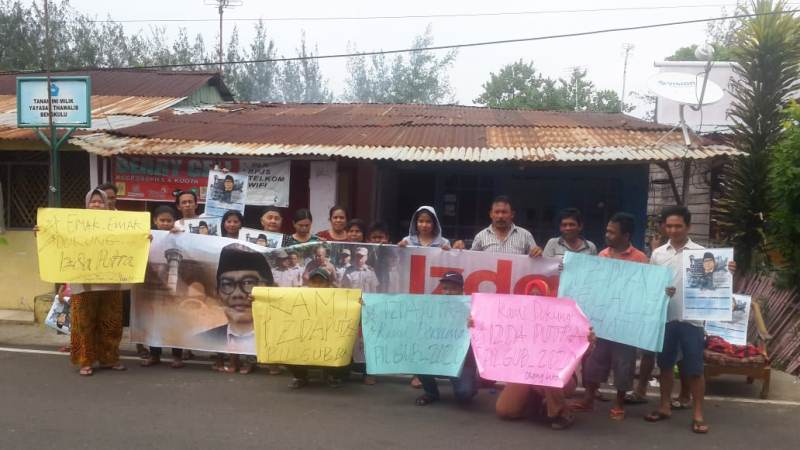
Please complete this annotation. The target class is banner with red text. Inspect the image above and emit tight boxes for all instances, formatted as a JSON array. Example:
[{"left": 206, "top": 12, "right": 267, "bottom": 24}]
[
  {"left": 113, "top": 155, "right": 289, "bottom": 206},
  {"left": 131, "top": 233, "right": 560, "bottom": 355}
]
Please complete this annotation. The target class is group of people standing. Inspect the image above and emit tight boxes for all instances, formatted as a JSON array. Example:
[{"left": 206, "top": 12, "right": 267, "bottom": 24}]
[{"left": 43, "top": 184, "right": 732, "bottom": 434}]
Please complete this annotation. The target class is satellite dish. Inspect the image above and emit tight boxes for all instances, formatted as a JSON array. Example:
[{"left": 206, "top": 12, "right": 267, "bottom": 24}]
[{"left": 647, "top": 72, "right": 724, "bottom": 105}]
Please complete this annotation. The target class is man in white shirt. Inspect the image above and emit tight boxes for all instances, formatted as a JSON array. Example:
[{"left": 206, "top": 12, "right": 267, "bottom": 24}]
[{"left": 645, "top": 206, "right": 735, "bottom": 434}]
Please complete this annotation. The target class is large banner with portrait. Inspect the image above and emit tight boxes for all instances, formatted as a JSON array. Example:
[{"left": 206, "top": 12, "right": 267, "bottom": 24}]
[{"left": 130, "top": 231, "right": 560, "bottom": 355}]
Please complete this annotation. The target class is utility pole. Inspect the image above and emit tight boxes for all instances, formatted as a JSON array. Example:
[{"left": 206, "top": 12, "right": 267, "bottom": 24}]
[
  {"left": 44, "top": 0, "right": 59, "bottom": 206},
  {"left": 621, "top": 43, "right": 634, "bottom": 113},
  {"left": 204, "top": 0, "right": 243, "bottom": 74}
]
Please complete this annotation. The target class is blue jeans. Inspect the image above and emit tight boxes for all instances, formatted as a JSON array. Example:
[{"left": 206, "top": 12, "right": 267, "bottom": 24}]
[{"left": 418, "top": 348, "right": 478, "bottom": 402}]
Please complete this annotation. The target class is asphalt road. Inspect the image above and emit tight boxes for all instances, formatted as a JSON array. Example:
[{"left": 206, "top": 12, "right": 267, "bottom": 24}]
[{"left": 1, "top": 349, "right": 798, "bottom": 450}]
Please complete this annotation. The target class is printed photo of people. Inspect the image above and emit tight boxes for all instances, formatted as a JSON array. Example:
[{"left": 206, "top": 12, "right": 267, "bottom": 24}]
[
  {"left": 686, "top": 251, "right": 731, "bottom": 290},
  {"left": 682, "top": 247, "right": 734, "bottom": 322},
  {"left": 45, "top": 298, "right": 71, "bottom": 334},
  {"left": 238, "top": 227, "right": 283, "bottom": 248},
  {"left": 204, "top": 169, "right": 248, "bottom": 217},
  {"left": 183, "top": 217, "right": 221, "bottom": 236}
]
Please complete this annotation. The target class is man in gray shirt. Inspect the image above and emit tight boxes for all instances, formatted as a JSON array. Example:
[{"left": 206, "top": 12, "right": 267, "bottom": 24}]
[{"left": 542, "top": 208, "right": 597, "bottom": 258}]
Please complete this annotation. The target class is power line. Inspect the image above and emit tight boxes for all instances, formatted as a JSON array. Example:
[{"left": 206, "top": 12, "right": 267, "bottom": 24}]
[
  {"left": 15, "top": 8, "right": 800, "bottom": 73},
  {"left": 81, "top": 3, "right": 759, "bottom": 24}
]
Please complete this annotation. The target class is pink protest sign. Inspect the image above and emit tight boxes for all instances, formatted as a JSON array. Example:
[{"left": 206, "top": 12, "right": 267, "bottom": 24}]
[{"left": 469, "top": 293, "right": 591, "bottom": 388}]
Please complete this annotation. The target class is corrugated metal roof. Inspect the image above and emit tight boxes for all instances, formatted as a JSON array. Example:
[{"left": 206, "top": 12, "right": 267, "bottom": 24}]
[
  {"left": 0, "top": 69, "right": 233, "bottom": 100},
  {"left": 155, "top": 103, "right": 672, "bottom": 130},
  {"left": 0, "top": 94, "right": 185, "bottom": 117},
  {"left": 72, "top": 133, "right": 741, "bottom": 162}
]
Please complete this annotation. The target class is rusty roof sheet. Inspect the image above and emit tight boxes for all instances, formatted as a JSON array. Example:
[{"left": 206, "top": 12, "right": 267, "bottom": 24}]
[
  {"left": 68, "top": 103, "right": 741, "bottom": 162},
  {"left": 72, "top": 133, "right": 741, "bottom": 163},
  {"left": 0, "top": 94, "right": 185, "bottom": 117},
  {"left": 0, "top": 69, "right": 233, "bottom": 100},
  {"left": 154, "top": 103, "right": 672, "bottom": 130}
]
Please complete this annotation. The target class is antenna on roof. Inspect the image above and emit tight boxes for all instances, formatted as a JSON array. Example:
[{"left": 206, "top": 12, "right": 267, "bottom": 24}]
[
  {"left": 204, "top": 0, "right": 244, "bottom": 74},
  {"left": 647, "top": 54, "right": 723, "bottom": 146}
]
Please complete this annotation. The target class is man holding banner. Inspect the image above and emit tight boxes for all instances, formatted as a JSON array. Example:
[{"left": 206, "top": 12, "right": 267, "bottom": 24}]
[
  {"left": 571, "top": 212, "right": 648, "bottom": 420},
  {"left": 645, "top": 206, "right": 735, "bottom": 434},
  {"left": 414, "top": 272, "right": 478, "bottom": 406}
]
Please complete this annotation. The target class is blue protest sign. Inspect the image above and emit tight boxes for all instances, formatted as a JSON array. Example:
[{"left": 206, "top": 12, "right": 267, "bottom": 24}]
[
  {"left": 361, "top": 293, "right": 471, "bottom": 377},
  {"left": 558, "top": 252, "right": 671, "bottom": 352}
]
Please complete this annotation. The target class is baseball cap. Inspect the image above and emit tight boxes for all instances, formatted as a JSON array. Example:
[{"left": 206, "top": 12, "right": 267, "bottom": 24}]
[
  {"left": 309, "top": 267, "right": 331, "bottom": 281},
  {"left": 355, "top": 247, "right": 369, "bottom": 256},
  {"left": 439, "top": 271, "right": 464, "bottom": 286}
]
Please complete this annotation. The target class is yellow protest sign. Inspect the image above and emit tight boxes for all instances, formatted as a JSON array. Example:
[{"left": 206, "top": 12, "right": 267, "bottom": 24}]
[
  {"left": 252, "top": 287, "right": 362, "bottom": 367},
  {"left": 36, "top": 208, "right": 151, "bottom": 283}
]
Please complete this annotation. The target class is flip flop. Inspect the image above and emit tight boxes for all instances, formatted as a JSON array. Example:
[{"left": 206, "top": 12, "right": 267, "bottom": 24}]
[
  {"left": 569, "top": 401, "right": 594, "bottom": 413},
  {"left": 79, "top": 367, "right": 93, "bottom": 376},
  {"left": 644, "top": 411, "right": 671, "bottom": 422},
  {"left": 609, "top": 407, "right": 625, "bottom": 421},
  {"left": 624, "top": 393, "right": 649, "bottom": 404},
  {"left": 671, "top": 399, "right": 691, "bottom": 410},
  {"left": 170, "top": 360, "right": 186, "bottom": 369},
  {"left": 415, "top": 394, "right": 438, "bottom": 406},
  {"left": 692, "top": 420, "right": 709, "bottom": 434}
]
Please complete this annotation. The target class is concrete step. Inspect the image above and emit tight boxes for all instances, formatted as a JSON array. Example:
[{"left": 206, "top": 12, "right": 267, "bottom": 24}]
[{"left": 0, "top": 309, "right": 35, "bottom": 324}]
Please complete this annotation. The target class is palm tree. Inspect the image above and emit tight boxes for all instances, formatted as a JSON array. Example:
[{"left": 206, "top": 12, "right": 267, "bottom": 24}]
[{"left": 716, "top": 0, "right": 800, "bottom": 273}]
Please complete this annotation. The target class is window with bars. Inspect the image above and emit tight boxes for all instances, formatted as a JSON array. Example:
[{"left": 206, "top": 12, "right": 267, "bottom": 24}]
[{"left": 0, "top": 151, "right": 88, "bottom": 229}]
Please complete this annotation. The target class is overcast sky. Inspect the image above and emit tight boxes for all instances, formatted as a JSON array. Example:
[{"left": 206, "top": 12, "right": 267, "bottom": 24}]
[{"left": 58, "top": 0, "right": 742, "bottom": 114}]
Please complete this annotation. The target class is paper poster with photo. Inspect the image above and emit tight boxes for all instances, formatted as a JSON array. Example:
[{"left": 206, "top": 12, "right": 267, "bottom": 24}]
[
  {"left": 182, "top": 217, "right": 221, "bottom": 236},
  {"left": 682, "top": 248, "right": 734, "bottom": 321},
  {"left": 705, "top": 294, "right": 752, "bottom": 346},
  {"left": 204, "top": 169, "right": 248, "bottom": 217},
  {"left": 44, "top": 296, "right": 71, "bottom": 334},
  {"left": 238, "top": 227, "right": 283, "bottom": 249},
  {"left": 239, "top": 159, "right": 290, "bottom": 207}
]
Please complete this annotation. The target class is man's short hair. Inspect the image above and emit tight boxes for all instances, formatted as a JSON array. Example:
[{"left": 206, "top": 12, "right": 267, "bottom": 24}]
[
  {"left": 224, "top": 175, "right": 234, "bottom": 182},
  {"left": 97, "top": 182, "right": 118, "bottom": 194},
  {"left": 368, "top": 221, "right": 390, "bottom": 237},
  {"left": 660, "top": 205, "right": 691, "bottom": 225},
  {"left": 558, "top": 208, "right": 583, "bottom": 225},
  {"left": 216, "top": 243, "right": 273, "bottom": 284},
  {"left": 152, "top": 205, "right": 178, "bottom": 220},
  {"left": 609, "top": 212, "right": 635, "bottom": 238},
  {"left": 491, "top": 195, "right": 513, "bottom": 209}
]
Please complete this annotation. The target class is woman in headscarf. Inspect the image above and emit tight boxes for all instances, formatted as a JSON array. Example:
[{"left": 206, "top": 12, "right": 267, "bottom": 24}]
[
  {"left": 398, "top": 206, "right": 452, "bottom": 388},
  {"left": 69, "top": 189, "right": 139, "bottom": 375},
  {"left": 398, "top": 206, "right": 451, "bottom": 249}
]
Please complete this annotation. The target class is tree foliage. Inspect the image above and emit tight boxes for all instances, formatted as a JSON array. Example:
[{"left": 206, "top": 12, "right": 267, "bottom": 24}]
[
  {"left": 0, "top": 1, "right": 331, "bottom": 103},
  {"left": 716, "top": 0, "right": 800, "bottom": 274},
  {"left": 474, "top": 61, "right": 626, "bottom": 112},
  {"left": 344, "top": 26, "right": 457, "bottom": 104},
  {"left": 665, "top": 4, "right": 743, "bottom": 61},
  {"left": 768, "top": 103, "right": 800, "bottom": 287}
]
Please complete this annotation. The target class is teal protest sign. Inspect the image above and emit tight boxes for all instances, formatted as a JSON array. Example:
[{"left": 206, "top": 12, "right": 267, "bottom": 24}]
[
  {"left": 361, "top": 293, "right": 471, "bottom": 377},
  {"left": 558, "top": 252, "right": 671, "bottom": 352}
]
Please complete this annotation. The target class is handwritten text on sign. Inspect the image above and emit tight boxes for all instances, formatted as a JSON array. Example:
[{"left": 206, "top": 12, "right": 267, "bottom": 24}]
[
  {"left": 469, "top": 293, "right": 590, "bottom": 388},
  {"left": 558, "top": 252, "right": 671, "bottom": 352},
  {"left": 361, "top": 294, "right": 471, "bottom": 377},
  {"left": 252, "top": 287, "right": 362, "bottom": 367},
  {"left": 36, "top": 208, "right": 150, "bottom": 283}
]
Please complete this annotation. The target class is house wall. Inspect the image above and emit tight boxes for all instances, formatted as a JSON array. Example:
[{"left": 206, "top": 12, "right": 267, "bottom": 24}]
[
  {"left": 378, "top": 162, "right": 650, "bottom": 249},
  {"left": 0, "top": 231, "right": 51, "bottom": 310},
  {"left": 647, "top": 160, "right": 712, "bottom": 246}
]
